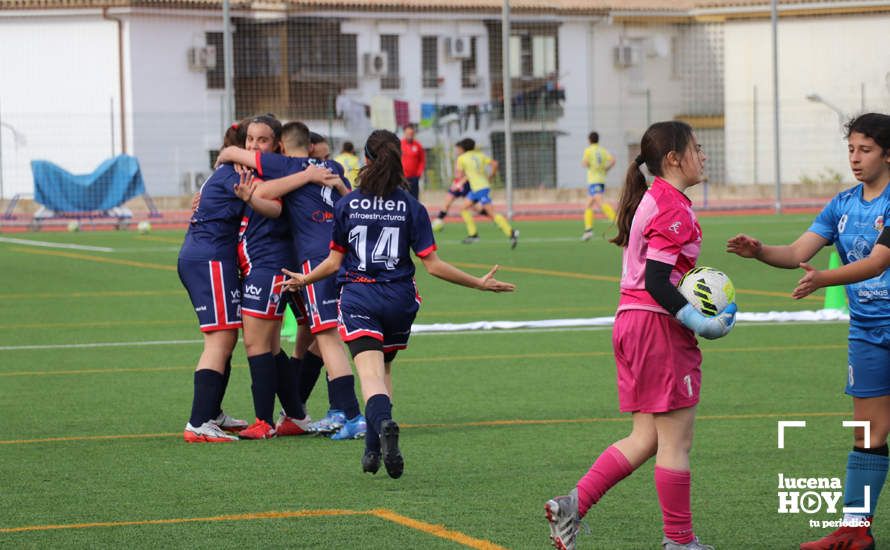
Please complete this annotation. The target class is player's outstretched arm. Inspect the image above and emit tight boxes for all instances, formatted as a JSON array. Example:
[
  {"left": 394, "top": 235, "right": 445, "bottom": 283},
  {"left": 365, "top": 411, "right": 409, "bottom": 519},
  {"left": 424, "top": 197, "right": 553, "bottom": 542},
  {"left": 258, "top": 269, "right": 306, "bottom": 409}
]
[
  {"left": 419, "top": 251, "right": 515, "bottom": 292},
  {"left": 216, "top": 146, "right": 257, "bottom": 169},
  {"left": 727, "top": 232, "right": 828, "bottom": 269},
  {"left": 255, "top": 165, "right": 341, "bottom": 201},
  {"left": 793, "top": 243, "right": 890, "bottom": 299},
  {"left": 277, "top": 250, "right": 344, "bottom": 293}
]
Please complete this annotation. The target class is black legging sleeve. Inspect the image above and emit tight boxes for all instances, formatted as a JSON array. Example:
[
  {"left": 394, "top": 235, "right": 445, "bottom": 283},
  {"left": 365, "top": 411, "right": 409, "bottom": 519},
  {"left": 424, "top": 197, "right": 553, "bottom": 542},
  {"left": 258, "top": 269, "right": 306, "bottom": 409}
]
[{"left": 644, "top": 259, "right": 689, "bottom": 316}]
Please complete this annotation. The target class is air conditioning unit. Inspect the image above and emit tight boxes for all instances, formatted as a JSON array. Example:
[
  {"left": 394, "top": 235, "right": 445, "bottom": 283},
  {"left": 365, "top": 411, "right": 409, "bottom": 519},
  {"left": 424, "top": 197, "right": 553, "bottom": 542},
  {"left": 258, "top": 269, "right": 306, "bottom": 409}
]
[
  {"left": 613, "top": 45, "right": 640, "bottom": 68},
  {"left": 363, "top": 52, "right": 389, "bottom": 77},
  {"left": 181, "top": 171, "right": 210, "bottom": 194},
  {"left": 188, "top": 46, "right": 217, "bottom": 72},
  {"left": 445, "top": 36, "right": 472, "bottom": 59}
]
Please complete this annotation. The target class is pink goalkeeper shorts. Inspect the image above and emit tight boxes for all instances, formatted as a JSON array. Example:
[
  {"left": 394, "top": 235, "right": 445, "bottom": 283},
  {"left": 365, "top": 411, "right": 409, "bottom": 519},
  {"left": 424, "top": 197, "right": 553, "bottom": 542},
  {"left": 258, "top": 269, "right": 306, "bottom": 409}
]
[{"left": 612, "top": 309, "right": 702, "bottom": 414}]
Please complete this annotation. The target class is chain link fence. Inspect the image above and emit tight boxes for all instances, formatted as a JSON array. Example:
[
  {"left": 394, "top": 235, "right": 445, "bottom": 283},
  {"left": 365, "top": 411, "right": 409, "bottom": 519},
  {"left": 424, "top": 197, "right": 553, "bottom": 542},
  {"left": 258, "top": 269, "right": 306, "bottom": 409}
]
[{"left": 1, "top": 2, "right": 888, "bottom": 222}]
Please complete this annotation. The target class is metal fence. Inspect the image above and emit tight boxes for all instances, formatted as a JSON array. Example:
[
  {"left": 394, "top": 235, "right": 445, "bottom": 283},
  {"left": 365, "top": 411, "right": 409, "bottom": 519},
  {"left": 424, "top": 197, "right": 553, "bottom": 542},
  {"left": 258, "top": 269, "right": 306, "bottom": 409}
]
[{"left": 1, "top": 2, "right": 888, "bottom": 219}]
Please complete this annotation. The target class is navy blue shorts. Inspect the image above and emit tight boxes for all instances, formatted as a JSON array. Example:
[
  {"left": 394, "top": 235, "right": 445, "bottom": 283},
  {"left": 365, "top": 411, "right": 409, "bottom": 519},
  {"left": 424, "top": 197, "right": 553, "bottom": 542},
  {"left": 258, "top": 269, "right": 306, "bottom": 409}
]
[
  {"left": 449, "top": 181, "right": 471, "bottom": 198},
  {"left": 178, "top": 258, "right": 242, "bottom": 332},
  {"left": 241, "top": 266, "right": 288, "bottom": 320},
  {"left": 847, "top": 324, "right": 890, "bottom": 397},
  {"left": 286, "top": 291, "right": 309, "bottom": 326},
  {"left": 338, "top": 281, "right": 420, "bottom": 352},
  {"left": 301, "top": 258, "right": 340, "bottom": 334}
]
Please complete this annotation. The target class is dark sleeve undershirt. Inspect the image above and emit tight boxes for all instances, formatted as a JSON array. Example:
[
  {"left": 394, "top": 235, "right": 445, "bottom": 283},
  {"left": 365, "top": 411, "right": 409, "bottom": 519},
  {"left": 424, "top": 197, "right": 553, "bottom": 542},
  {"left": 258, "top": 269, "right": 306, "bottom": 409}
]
[
  {"left": 878, "top": 227, "right": 890, "bottom": 248},
  {"left": 644, "top": 259, "right": 689, "bottom": 316}
]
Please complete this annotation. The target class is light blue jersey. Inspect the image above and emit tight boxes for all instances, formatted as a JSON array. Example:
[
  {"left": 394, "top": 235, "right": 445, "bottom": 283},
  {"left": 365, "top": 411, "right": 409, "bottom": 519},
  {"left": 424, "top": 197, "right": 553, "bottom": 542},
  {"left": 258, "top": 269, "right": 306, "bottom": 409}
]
[{"left": 808, "top": 183, "right": 890, "bottom": 328}]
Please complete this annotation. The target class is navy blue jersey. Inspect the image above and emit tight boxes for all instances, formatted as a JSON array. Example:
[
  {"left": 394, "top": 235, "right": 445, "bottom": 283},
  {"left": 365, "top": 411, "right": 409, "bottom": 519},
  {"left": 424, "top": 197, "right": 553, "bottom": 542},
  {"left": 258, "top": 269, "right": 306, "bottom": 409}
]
[
  {"left": 256, "top": 153, "right": 351, "bottom": 264},
  {"left": 809, "top": 182, "right": 890, "bottom": 328},
  {"left": 330, "top": 188, "right": 436, "bottom": 284},
  {"left": 237, "top": 177, "right": 295, "bottom": 275},
  {"left": 180, "top": 165, "right": 245, "bottom": 261}
]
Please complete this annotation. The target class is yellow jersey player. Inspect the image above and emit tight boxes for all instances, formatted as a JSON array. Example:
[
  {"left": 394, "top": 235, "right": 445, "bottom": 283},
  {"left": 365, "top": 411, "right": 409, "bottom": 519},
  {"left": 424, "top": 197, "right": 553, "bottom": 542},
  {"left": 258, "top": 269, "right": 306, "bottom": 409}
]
[
  {"left": 334, "top": 141, "right": 361, "bottom": 187},
  {"left": 454, "top": 138, "right": 518, "bottom": 249},
  {"left": 581, "top": 131, "right": 617, "bottom": 241}
]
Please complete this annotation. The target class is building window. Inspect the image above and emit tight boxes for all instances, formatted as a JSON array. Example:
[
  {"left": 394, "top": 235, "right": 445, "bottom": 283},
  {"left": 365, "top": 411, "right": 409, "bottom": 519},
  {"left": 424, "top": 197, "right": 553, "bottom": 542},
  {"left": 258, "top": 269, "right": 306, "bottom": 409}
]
[
  {"left": 289, "top": 21, "right": 357, "bottom": 87},
  {"left": 532, "top": 36, "right": 556, "bottom": 78},
  {"left": 234, "top": 31, "right": 282, "bottom": 78},
  {"left": 510, "top": 33, "right": 556, "bottom": 79},
  {"left": 206, "top": 32, "right": 224, "bottom": 89},
  {"left": 422, "top": 36, "right": 439, "bottom": 89},
  {"left": 461, "top": 37, "right": 478, "bottom": 89},
  {"left": 232, "top": 17, "right": 358, "bottom": 120},
  {"left": 381, "top": 35, "right": 400, "bottom": 90}
]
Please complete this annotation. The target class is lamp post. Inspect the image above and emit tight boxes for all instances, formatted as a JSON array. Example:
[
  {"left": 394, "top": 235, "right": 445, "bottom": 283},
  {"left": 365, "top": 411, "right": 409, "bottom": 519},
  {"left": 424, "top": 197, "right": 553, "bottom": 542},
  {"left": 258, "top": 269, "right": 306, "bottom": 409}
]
[{"left": 806, "top": 93, "right": 847, "bottom": 127}]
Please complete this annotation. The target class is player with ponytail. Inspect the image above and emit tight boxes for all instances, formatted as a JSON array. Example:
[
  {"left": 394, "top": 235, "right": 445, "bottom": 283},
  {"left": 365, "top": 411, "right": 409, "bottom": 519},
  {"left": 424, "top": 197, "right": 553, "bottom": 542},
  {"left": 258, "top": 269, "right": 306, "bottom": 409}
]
[
  {"left": 279, "top": 129, "right": 515, "bottom": 479},
  {"left": 545, "top": 121, "right": 735, "bottom": 550}
]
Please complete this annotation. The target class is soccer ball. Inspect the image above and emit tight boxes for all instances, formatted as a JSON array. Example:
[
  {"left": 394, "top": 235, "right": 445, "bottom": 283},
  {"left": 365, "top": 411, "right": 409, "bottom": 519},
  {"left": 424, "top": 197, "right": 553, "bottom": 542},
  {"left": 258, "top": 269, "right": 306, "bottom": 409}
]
[
  {"left": 67, "top": 220, "right": 80, "bottom": 232},
  {"left": 137, "top": 220, "right": 152, "bottom": 234},
  {"left": 678, "top": 266, "right": 735, "bottom": 317}
]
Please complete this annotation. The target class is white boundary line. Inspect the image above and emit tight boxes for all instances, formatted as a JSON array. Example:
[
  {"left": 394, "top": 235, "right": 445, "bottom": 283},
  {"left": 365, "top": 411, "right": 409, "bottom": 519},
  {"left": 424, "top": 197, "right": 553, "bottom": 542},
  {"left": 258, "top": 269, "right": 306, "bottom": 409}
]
[
  {"left": 0, "top": 237, "right": 115, "bottom": 252},
  {"left": 0, "top": 311, "right": 850, "bottom": 351},
  {"left": 0, "top": 339, "right": 201, "bottom": 351}
]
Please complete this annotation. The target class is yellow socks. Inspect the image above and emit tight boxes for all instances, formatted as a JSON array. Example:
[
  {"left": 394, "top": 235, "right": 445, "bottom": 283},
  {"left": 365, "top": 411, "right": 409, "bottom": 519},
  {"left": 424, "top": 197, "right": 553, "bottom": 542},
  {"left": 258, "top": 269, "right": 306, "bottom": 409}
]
[
  {"left": 493, "top": 214, "right": 513, "bottom": 237},
  {"left": 584, "top": 208, "right": 595, "bottom": 231},
  {"left": 461, "top": 209, "right": 478, "bottom": 236},
  {"left": 601, "top": 203, "right": 616, "bottom": 222}
]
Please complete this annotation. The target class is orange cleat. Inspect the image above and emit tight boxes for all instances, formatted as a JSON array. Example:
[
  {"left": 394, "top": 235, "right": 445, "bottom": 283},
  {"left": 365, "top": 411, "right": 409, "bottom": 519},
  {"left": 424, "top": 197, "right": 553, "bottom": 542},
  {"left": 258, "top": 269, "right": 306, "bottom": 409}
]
[
  {"left": 275, "top": 412, "right": 312, "bottom": 436},
  {"left": 238, "top": 419, "right": 277, "bottom": 440},
  {"left": 799, "top": 521, "right": 875, "bottom": 550}
]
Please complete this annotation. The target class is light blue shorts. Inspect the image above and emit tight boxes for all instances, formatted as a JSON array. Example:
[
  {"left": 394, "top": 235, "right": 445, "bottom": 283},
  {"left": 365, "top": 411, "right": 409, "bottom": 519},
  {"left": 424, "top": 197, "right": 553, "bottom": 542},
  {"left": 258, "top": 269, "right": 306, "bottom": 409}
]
[
  {"left": 587, "top": 183, "right": 605, "bottom": 196},
  {"left": 467, "top": 188, "right": 492, "bottom": 205},
  {"left": 847, "top": 324, "right": 890, "bottom": 397}
]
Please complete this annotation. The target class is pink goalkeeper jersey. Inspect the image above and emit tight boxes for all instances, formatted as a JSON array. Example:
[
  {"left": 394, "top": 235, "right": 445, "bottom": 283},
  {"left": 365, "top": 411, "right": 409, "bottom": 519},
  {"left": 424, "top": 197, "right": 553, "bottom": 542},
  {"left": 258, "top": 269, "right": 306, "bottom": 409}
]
[{"left": 617, "top": 177, "right": 702, "bottom": 315}]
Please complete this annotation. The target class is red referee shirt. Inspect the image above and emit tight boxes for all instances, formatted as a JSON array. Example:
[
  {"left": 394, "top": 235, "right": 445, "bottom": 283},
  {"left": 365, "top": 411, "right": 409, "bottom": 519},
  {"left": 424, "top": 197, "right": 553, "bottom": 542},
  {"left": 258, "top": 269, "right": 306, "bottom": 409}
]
[{"left": 401, "top": 138, "right": 426, "bottom": 178}]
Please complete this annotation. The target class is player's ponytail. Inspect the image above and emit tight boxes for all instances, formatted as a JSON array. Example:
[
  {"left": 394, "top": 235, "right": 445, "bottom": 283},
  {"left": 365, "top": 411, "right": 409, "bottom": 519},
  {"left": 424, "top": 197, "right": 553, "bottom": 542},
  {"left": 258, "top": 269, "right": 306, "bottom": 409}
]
[
  {"left": 221, "top": 118, "right": 249, "bottom": 149},
  {"left": 358, "top": 129, "right": 406, "bottom": 197},
  {"left": 611, "top": 121, "right": 694, "bottom": 247}
]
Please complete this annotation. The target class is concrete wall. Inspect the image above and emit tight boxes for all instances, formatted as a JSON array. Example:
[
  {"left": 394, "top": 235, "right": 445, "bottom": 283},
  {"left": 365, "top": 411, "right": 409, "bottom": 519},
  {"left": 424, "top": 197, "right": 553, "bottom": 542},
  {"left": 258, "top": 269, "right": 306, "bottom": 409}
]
[
  {"left": 555, "top": 21, "right": 686, "bottom": 189},
  {"left": 0, "top": 14, "right": 119, "bottom": 199},
  {"left": 723, "top": 14, "right": 890, "bottom": 186},
  {"left": 127, "top": 13, "right": 227, "bottom": 196}
]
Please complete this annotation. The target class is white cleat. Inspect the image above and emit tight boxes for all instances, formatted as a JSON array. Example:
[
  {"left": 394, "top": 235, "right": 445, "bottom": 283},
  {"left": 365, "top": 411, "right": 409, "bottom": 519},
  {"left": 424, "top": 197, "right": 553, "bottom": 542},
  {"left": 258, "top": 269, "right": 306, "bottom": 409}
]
[
  {"left": 183, "top": 421, "right": 239, "bottom": 443},
  {"left": 544, "top": 488, "right": 580, "bottom": 550},
  {"left": 210, "top": 410, "right": 248, "bottom": 432}
]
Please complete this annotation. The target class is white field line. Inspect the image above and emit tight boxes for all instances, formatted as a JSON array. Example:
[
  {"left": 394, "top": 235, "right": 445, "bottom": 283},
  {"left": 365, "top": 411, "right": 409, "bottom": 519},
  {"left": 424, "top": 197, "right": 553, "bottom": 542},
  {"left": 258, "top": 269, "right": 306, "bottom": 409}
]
[
  {"left": 0, "top": 311, "right": 848, "bottom": 351},
  {"left": 0, "top": 237, "right": 115, "bottom": 252}
]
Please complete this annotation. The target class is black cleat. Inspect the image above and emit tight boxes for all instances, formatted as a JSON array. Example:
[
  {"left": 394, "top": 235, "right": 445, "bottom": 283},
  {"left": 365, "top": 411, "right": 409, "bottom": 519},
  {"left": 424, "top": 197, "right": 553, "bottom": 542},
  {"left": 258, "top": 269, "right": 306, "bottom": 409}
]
[
  {"left": 362, "top": 449, "right": 381, "bottom": 474},
  {"left": 510, "top": 229, "right": 519, "bottom": 249},
  {"left": 461, "top": 234, "right": 480, "bottom": 244},
  {"left": 379, "top": 420, "right": 404, "bottom": 479}
]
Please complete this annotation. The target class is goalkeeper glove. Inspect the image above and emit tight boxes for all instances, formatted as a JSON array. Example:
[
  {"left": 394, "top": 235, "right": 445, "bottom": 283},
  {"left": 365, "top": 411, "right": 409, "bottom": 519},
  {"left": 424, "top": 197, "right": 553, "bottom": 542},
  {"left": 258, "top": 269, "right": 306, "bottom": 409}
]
[{"left": 676, "top": 302, "right": 737, "bottom": 340}]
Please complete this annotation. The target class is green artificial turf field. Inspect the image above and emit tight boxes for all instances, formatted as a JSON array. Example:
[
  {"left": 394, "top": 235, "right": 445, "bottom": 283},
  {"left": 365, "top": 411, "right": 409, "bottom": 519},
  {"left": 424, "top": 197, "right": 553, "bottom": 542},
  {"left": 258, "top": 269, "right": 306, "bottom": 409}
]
[{"left": 0, "top": 216, "right": 863, "bottom": 548}]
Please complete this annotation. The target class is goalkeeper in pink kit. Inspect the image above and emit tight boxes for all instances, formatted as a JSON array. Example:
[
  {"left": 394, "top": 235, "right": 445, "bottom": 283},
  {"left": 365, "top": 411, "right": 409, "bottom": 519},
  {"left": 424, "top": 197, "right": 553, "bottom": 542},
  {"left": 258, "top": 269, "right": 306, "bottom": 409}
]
[{"left": 544, "top": 121, "right": 737, "bottom": 550}]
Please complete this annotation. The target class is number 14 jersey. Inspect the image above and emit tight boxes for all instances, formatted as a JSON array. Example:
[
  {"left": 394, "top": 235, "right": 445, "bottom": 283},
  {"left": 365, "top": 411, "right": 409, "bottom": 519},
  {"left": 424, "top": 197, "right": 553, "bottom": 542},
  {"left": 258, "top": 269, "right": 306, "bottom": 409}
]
[{"left": 330, "top": 188, "right": 437, "bottom": 284}]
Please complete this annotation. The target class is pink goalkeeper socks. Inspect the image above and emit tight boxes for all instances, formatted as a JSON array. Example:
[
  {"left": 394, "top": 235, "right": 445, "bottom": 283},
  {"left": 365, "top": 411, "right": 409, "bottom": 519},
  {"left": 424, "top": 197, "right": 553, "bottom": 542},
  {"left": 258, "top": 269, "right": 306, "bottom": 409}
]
[
  {"left": 575, "top": 445, "right": 635, "bottom": 517},
  {"left": 655, "top": 465, "right": 694, "bottom": 544}
]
